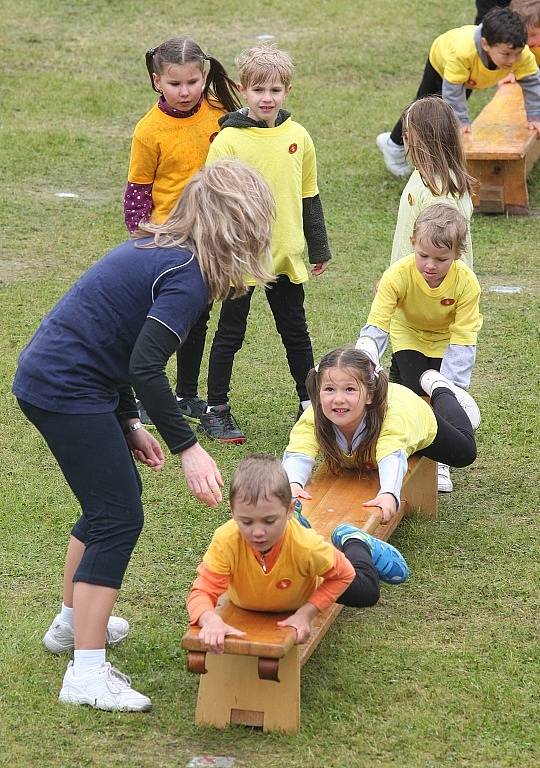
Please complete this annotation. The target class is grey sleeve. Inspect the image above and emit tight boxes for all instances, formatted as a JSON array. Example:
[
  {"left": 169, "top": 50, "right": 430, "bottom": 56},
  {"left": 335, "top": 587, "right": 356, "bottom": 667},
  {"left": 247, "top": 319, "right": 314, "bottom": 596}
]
[
  {"left": 440, "top": 344, "right": 476, "bottom": 390},
  {"left": 442, "top": 80, "right": 471, "bottom": 125},
  {"left": 378, "top": 450, "right": 408, "bottom": 509},
  {"left": 282, "top": 451, "right": 316, "bottom": 487},
  {"left": 518, "top": 72, "right": 540, "bottom": 120},
  {"left": 358, "top": 324, "right": 389, "bottom": 358},
  {"left": 302, "top": 194, "right": 332, "bottom": 263}
]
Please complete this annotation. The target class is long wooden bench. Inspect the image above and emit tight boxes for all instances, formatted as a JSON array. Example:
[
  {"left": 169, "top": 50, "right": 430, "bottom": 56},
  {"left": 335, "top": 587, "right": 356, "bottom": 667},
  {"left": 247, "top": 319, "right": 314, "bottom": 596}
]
[
  {"left": 464, "top": 82, "right": 540, "bottom": 214},
  {"left": 181, "top": 455, "right": 437, "bottom": 733}
]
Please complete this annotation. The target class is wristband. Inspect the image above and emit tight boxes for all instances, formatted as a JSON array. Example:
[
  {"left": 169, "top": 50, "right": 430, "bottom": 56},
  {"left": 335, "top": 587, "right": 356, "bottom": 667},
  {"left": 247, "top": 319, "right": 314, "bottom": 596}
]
[{"left": 124, "top": 421, "right": 143, "bottom": 435}]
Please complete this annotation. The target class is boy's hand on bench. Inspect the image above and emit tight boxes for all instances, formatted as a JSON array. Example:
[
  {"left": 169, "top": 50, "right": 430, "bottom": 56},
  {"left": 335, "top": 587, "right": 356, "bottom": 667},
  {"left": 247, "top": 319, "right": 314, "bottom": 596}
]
[
  {"left": 198, "top": 610, "right": 246, "bottom": 654},
  {"left": 528, "top": 120, "right": 540, "bottom": 138},
  {"left": 277, "top": 603, "right": 319, "bottom": 645},
  {"left": 363, "top": 492, "right": 398, "bottom": 524},
  {"left": 290, "top": 482, "right": 312, "bottom": 500}
]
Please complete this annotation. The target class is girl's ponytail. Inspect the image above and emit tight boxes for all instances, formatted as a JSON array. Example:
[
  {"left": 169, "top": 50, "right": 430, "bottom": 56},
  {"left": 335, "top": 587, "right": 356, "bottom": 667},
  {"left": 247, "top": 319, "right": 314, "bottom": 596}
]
[
  {"left": 205, "top": 55, "right": 242, "bottom": 113},
  {"left": 145, "top": 48, "right": 159, "bottom": 92}
]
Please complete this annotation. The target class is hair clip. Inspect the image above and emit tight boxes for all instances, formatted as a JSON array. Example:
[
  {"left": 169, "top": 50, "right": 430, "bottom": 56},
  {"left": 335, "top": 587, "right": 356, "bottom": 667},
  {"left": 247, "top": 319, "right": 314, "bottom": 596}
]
[
  {"left": 146, "top": 47, "right": 156, "bottom": 57},
  {"left": 314, "top": 364, "right": 319, "bottom": 372},
  {"left": 373, "top": 363, "right": 383, "bottom": 378}
]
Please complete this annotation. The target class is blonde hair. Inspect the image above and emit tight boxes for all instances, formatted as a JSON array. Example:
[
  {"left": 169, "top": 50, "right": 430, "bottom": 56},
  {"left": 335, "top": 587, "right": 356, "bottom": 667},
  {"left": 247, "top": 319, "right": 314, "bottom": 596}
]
[
  {"left": 236, "top": 44, "right": 294, "bottom": 88},
  {"left": 306, "top": 348, "right": 389, "bottom": 476},
  {"left": 403, "top": 97, "right": 476, "bottom": 198},
  {"left": 136, "top": 160, "right": 275, "bottom": 300},
  {"left": 511, "top": 0, "right": 540, "bottom": 28},
  {"left": 230, "top": 454, "right": 292, "bottom": 510},
  {"left": 413, "top": 203, "right": 468, "bottom": 257}
]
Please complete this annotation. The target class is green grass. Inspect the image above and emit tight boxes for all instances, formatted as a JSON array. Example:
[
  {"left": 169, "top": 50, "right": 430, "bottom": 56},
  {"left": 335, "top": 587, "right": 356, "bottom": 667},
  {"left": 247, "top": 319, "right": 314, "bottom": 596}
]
[{"left": 2, "top": 1, "right": 540, "bottom": 766}]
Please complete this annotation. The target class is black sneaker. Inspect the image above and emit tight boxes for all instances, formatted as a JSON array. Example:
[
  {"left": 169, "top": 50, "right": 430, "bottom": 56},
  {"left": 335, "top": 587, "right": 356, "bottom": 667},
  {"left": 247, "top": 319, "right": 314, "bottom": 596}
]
[
  {"left": 136, "top": 400, "right": 154, "bottom": 427},
  {"left": 198, "top": 405, "right": 246, "bottom": 444},
  {"left": 176, "top": 395, "right": 207, "bottom": 421}
]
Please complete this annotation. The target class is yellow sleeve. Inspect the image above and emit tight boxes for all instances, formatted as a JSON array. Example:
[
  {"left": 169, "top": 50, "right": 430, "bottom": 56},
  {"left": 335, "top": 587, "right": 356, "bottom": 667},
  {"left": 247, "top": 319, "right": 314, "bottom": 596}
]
[
  {"left": 127, "top": 133, "right": 159, "bottom": 185},
  {"left": 309, "top": 535, "right": 337, "bottom": 576},
  {"left": 515, "top": 47, "right": 539, "bottom": 80},
  {"left": 449, "top": 274, "right": 482, "bottom": 345},
  {"left": 205, "top": 131, "right": 236, "bottom": 165},
  {"left": 202, "top": 525, "right": 236, "bottom": 575},
  {"left": 301, "top": 131, "right": 319, "bottom": 199},
  {"left": 366, "top": 266, "right": 403, "bottom": 332},
  {"left": 285, "top": 407, "right": 320, "bottom": 459}
]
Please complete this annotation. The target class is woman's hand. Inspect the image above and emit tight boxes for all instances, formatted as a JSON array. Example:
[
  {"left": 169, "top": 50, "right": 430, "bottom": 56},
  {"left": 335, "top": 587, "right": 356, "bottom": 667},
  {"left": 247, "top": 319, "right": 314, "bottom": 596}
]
[
  {"left": 181, "top": 442, "right": 224, "bottom": 507},
  {"left": 363, "top": 492, "right": 398, "bottom": 524},
  {"left": 198, "top": 611, "right": 245, "bottom": 654},
  {"left": 290, "top": 482, "right": 311, "bottom": 500},
  {"left": 311, "top": 261, "right": 328, "bottom": 276},
  {"left": 127, "top": 428, "right": 165, "bottom": 470}
]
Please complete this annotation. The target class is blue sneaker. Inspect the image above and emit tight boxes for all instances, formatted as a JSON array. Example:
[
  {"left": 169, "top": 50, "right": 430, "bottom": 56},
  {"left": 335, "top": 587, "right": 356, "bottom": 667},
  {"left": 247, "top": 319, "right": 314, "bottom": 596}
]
[
  {"left": 331, "top": 523, "right": 409, "bottom": 584},
  {"left": 293, "top": 499, "right": 311, "bottom": 529}
]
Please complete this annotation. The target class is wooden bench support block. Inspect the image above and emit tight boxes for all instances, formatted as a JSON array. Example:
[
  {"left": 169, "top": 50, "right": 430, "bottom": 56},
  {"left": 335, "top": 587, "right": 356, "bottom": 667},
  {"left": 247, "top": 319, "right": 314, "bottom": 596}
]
[
  {"left": 194, "top": 647, "right": 300, "bottom": 732},
  {"left": 465, "top": 84, "right": 540, "bottom": 215}
]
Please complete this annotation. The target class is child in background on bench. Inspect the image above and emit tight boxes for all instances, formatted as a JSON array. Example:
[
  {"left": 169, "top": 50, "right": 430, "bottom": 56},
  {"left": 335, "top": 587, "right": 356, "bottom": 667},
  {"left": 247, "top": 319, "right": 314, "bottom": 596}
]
[
  {"left": 357, "top": 204, "right": 482, "bottom": 493},
  {"left": 389, "top": 97, "right": 475, "bottom": 268},
  {"left": 377, "top": 7, "right": 540, "bottom": 176},
  {"left": 283, "top": 347, "right": 478, "bottom": 523},
  {"left": 186, "top": 454, "right": 409, "bottom": 653}
]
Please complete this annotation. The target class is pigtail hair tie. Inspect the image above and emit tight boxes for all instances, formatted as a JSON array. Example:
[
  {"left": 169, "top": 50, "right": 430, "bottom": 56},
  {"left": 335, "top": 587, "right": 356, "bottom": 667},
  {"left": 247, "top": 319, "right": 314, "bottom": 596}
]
[{"left": 146, "top": 47, "right": 156, "bottom": 57}]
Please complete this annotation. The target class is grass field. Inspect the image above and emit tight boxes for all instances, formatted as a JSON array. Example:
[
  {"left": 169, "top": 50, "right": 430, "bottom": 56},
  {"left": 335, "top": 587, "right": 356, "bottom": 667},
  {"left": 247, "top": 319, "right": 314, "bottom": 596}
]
[{"left": 2, "top": 1, "right": 540, "bottom": 766}]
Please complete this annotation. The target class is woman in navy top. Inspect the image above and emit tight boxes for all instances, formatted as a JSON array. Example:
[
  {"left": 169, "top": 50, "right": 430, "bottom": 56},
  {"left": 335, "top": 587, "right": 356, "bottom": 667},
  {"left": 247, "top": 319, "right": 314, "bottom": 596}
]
[{"left": 13, "top": 160, "right": 274, "bottom": 712}]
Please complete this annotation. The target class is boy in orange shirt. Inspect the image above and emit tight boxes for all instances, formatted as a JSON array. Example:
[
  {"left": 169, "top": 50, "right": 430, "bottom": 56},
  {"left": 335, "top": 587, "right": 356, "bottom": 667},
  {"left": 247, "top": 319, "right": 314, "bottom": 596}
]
[{"left": 186, "top": 454, "right": 409, "bottom": 652}]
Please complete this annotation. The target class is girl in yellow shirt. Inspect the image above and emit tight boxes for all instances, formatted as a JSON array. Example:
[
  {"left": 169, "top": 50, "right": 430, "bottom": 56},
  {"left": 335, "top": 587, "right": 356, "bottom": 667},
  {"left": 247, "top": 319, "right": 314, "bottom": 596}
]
[
  {"left": 283, "top": 348, "right": 479, "bottom": 524},
  {"left": 125, "top": 38, "right": 241, "bottom": 424}
]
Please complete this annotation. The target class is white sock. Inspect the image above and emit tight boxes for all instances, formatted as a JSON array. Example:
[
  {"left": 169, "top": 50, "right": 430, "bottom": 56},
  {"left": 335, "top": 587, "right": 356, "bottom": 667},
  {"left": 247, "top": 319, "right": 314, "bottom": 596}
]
[
  {"left": 300, "top": 399, "right": 310, "bottom": 411},
  {"left": 175, "top": 395, "right": 184, "bottom": 402},
  {"left": 59, "top": 602, "right": 74, "bottom": 626},
  {"left": 73, "top": 649, "right": 106, "bottom": 676}
]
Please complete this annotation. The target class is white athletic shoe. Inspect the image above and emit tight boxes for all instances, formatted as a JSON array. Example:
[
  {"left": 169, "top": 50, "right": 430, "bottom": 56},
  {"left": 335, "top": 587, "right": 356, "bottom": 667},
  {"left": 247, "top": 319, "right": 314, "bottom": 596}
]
[
  {"left": 59, "top": 661, "right": 151, "bottom": 712},
  {"left": 419, "top": 370, "right": 481, "bottom": 430},
  {"left": 437, "top": 463, "right": 453, "bottom": 493},
  {"left": 43, "top": 615, "right": 129, "bottom": 654},
  {"left": 376, "top": 132, "right": 411, "bottom": 177}
]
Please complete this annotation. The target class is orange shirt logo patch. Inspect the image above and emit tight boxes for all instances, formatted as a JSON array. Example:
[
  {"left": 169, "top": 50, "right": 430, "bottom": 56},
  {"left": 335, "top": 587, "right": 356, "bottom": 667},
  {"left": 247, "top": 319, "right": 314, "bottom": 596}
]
[
  {"left": 209, "top": 132, "right": 218, "bottom": 143},
  {"left": 288, "top": 143, "right": 297, "bottom": 154},
  {"left": 276, "top": 579, "right": 292, "bottom": 589},
  {"left": 466, "top": 79, "right": 477, "bottom": 88},
  {"left": 441, "top": 298, "right": 456, "bottom": 306},
  {"left": 407, "top": 193, "right": 414, "bottom": 206}
]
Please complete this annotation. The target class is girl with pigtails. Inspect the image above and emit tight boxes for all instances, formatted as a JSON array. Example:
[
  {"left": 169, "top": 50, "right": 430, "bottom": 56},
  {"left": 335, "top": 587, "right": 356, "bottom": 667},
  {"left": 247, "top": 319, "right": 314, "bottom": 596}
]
[
  {"left": 283, "top": 347, "right": 479, "bottom": 528},
  {"left": 124, "top": 37, "right": 242, "bottom": 424}
]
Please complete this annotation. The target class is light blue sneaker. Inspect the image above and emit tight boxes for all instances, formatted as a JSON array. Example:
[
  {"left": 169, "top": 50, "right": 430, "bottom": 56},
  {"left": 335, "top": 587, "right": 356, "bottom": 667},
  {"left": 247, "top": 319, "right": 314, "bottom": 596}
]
[{"left": 331, "top": 523, "right": 409, "bottom": 584}]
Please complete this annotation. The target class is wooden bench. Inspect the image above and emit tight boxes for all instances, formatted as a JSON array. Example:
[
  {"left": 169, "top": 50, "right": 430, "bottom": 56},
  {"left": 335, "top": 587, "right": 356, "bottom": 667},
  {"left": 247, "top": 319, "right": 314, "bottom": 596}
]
[
  {"left": 464, "top": 83, "right": 540, "bottom": 214},
  {"left": 181, "top": 455, "right": 437, "bottom": 733}
]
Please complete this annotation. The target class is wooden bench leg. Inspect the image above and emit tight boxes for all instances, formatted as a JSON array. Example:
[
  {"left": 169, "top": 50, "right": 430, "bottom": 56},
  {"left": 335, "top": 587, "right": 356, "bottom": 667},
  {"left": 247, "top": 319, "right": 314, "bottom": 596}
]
[
  {"left": 401, "top": 457, "right": 437, "bottom": 519},
  {"left": 195, "top": 647, "right": 300, "bottom": 733}
]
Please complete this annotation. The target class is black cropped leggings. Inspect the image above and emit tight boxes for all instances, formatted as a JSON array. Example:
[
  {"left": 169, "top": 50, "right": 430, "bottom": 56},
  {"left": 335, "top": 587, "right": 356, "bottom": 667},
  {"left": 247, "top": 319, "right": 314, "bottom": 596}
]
[
  {"left": 17, "top": 399, "right": 144, "bottom": 589},
  {"left": 338, "top": 540, "right": 381, "bottom": 608}
]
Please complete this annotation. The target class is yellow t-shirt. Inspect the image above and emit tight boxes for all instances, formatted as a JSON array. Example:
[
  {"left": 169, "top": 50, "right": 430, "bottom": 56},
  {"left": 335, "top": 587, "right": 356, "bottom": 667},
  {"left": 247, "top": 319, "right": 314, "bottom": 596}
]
[
  {"left": 367, "top": 254, "right": 482, "bottom": 357},
  {"left": 286, "top": 384, "right": 437, "bottom": 466},
  {"left": 127, "top": 99, "right": 224, "bottom": 223},
  {"left": 206, "top": 117, "right": 319, "bottom": 284},
  {"left": 531, "top": 46, "right": 540, "bottom": 67},
  {"left": 429, "top": 25, "right": 538, "bottom": 88},
  {"left": 391, "top": 170, "right": 473, "bottom": 268},
  {"left": 203, "top": 518, "right": 335, "bottom": 612}
]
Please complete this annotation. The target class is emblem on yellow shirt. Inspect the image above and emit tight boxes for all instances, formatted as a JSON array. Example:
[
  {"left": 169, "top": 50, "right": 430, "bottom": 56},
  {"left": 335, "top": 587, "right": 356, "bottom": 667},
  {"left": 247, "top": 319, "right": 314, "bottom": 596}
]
[
  {"left": 209, "top": 132, "right": 218, "bottom": 143},
  {"left": 441, "top": 298, "right": 456, "bottom": 305},
  {"left": 407, "top": 193, "right": 414, "bottom": 206},
  {"left": 288, "top": 143, "right": 298, "bottom": 154},
  {"left": 466, "top": 79, "right": 477, "bottom": 87},
  {"left": 276, "top": 579, "right": 292, "bottom": 589}
]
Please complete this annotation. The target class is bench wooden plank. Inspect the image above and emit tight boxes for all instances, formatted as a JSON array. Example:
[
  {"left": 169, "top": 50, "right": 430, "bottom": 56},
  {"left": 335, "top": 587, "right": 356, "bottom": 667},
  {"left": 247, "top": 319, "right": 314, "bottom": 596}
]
[
  {"left": 464, "top": 83, "right": 540, "bottom": 214},
  {"left": 182, "top": 456, "right": 437, "bottom": 732}
]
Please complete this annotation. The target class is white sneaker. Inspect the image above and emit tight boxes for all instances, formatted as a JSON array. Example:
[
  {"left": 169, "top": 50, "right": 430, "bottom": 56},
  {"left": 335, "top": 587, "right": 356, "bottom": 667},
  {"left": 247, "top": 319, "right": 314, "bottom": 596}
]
[
  {"left": 437, "top": 463, "right": 453, "bottom": 493},
  {"left": 59, "top": 661, "right": 151, "bottom": 712},
  {"left": 43, "top": 615, "right": 129, "bottom": 654},
  {"left": 419, "top": 370, "right": 480, "bottom": 429},
  {"left": 376, "top": 132, "right": 411, "bottom": 177}
]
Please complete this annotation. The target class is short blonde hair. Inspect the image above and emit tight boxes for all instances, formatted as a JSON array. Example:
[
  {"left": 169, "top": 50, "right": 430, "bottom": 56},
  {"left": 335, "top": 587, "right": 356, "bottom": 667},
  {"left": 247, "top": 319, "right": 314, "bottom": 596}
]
[
  {"left": 136, "top": 160, "right": 275, "bottom": 300},
  {"left": 230, "top": 454, "right": 292, "bottom": 511},
  {"left": 511, "top": 0, "right": 540, "bottom": 28},
  {"left": 235, "top": 44, "right": 294, "bottom": 88},
  {"left": 413, "top": 203, "right": 468, "bottom": 258}
]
